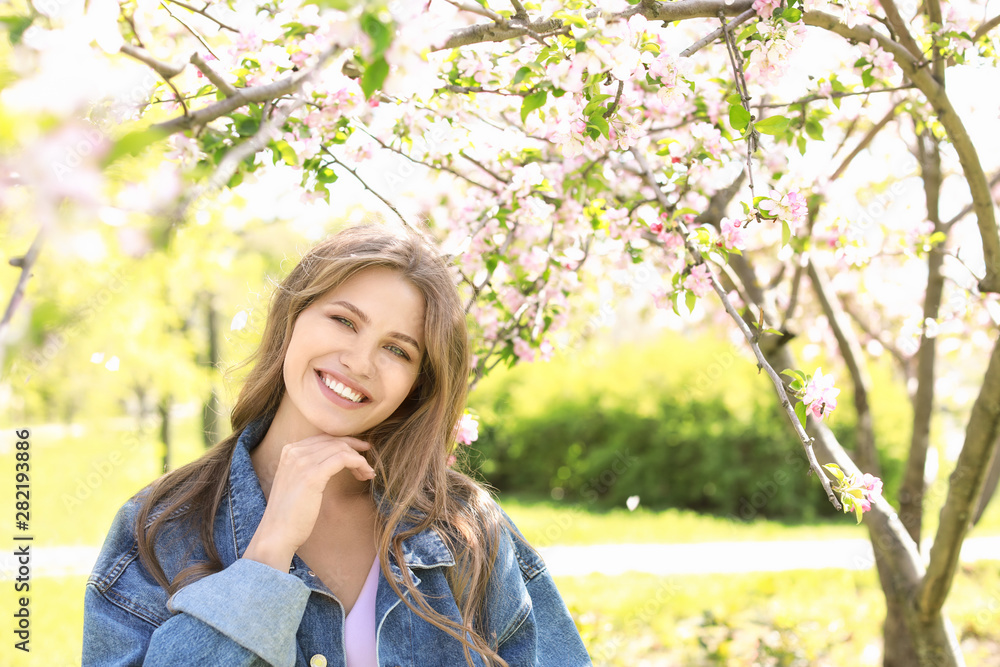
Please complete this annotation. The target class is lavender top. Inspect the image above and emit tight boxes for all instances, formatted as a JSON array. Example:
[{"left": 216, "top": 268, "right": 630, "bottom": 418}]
[{"left": 344, "top": 555, "right": 379, "bottom": 667}]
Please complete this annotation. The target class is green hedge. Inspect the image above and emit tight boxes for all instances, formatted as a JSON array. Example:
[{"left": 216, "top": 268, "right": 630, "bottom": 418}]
[{"left": 465, "top": 332, "right": 908, "bottom": 522}]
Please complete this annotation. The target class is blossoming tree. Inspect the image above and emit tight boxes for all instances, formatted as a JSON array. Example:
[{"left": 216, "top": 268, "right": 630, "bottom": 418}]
[{"left": 2, "top": 0, "right": 1000, "bottom": 664}]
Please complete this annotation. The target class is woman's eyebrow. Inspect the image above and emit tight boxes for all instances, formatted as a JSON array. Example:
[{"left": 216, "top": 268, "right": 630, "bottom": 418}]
[{"left": 331, "top": 300, "right": 422, "bottom": 353}]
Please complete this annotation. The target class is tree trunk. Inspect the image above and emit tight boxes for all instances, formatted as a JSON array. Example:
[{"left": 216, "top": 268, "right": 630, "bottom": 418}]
[
  {"left": 158, "top": 394, "right": 171, "bottom": 473},
  {"left": 201, "top": 294, "right": 222, "bottom": 448},
  {"left": 971, "top": 432, "right": 1000, "bottom": 526}
]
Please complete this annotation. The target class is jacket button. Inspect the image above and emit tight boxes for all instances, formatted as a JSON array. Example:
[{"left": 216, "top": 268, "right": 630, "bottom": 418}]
[
  {"left": 307, "top": 570, "right": 316, "bottom": 576},
  {"left": 309, "top": 655, "right": 327, "bottom": 667}
]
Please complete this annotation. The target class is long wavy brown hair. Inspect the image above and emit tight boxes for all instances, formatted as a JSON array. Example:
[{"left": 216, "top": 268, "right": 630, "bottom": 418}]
[{"left": 134, "top": 223, "right": 518, "bottom": 666}]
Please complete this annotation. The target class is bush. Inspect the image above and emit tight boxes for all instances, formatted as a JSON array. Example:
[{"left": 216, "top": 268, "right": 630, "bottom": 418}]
[{"left": 465, "top": 332, "right": 907, "bottom": 522}]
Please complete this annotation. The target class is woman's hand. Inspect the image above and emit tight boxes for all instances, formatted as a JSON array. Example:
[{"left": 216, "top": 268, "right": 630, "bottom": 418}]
[{"left": 243, "top": 434, "right": 375, "bottom": 571}]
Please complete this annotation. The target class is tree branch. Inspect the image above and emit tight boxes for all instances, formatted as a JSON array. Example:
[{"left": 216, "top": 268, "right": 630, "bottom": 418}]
[
  {"left": 0, "top": 228, "right": 47, "bottom": 375},
  {"left": 920, "top": 332, "right": 1000, "bottom": 617},
  {"left": 877, "top": 0, "right": 926, "bottom": 61},
  {"left": 757, "top": 85, "right": 915, "bottom": 110},
  {"left": 119, "top": 43, "right": 186, "bottom": 79},
  {"left": 830, "top": 104, "right": 899, "bottom": 181},
  {"left": 805, "top": 10, "right": 1000, "bottom": 293},
  {"left": 151, "top": 43, "right": 341, "bottom": 135},
  {"left": 190, "top": 52, "right": 239, "bottom": 97},
  {"left": 973, "top": 13, "right": 1000, "bottom": 42},
  {"left": 321, "top": 147, "right": 414, "bottom": 229},
  {"left": 630, "top": 147, "right": 840, "bottom": 510},
  {"left": 807, "top": 256, "right": 879, "bottom": 473},
  {"left": 446, "top": 0, "right": 505, "bottom": 22},
  {"left": 924, "top": 0, "right": 945, "bottom": 82},
  {"left": 438, "top": 0, "right": 754, "bottom": 50},
  {"left": 164, "top": 0, "right": 239, "bottom": 32},
  {"left": 159, "top": 0, "right": 219, "bottom": 60},
  {"left": 898, "top": 131, "right": 946, "bottom": 546},
  {"left": 170, "top": 97, "right": 303, "bottom": 224},
  {"left": 680, "top": 8, "right": 755, "bottom": 57}
]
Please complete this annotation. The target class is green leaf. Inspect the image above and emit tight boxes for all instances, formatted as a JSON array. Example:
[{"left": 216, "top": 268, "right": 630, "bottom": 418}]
[
  {"left": 272, "top": 140, "right": 299, "bottom": 166},
  {"left": 513, "top": 66, "right": 533, "bottom": 86},
  {"left": 586, "top": 112, "right": 610, "bottom": 139},
  {"left": 781, "top": 369, "right": 807, "bottom": 383},
  {"left": 0, "top": 15, "right": 33, "bottom": 44},
  {"left": 794, "top": 401, "right": 807, "bottom": 429},
  {"left": 805, "top": 118, "right": 824, "bottom": 141},
  {"left": 520, "top": 89, "right": 548, "bottom": 123},
  {"left": 102, "top": 127, "right": 169, "bottom": 167},
  {"left": 360, "top": 12, "right": 393, "bottom": 57},
  {"left": 726, "top": 93, "right": 743, "bottom": 106},
  {"left": 782, "top": 219, "right": 792, "bottom": 246},
  {"left": 861, "top": 68, "right": 875, "bottom": 88},
  {"left": 685, "top": 289, "right": 696, "bottom": 312},
  {"left": 822, "top": 463, "right": 846, "bottom": 482},
  {"left": 316, "top": 165, "right": 339, "bottom": 184},
  {"left": 754, "top": 115, "right": 790, "bottom": 135},
  {"left": 783, "top": 7, "right": 802, "bottom": 22},
  {"left": 797, "top": 134, "right": 807, "bottom": 155},
  {"left": 361, "top": 56, "right": 389, "bottom": 98},
  {"left": 728, "top": 104, "right": 751, "bottom": 132}
]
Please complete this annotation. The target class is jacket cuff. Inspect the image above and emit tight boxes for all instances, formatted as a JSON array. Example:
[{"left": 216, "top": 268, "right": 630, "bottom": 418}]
[{"left": 166, "top": 558, "right": 310, "bottom": 667}]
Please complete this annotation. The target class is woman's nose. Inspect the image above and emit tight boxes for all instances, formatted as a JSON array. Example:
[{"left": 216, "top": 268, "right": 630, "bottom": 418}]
[{"left": 340, "top": 340, "right": 376, "bottom": 378}]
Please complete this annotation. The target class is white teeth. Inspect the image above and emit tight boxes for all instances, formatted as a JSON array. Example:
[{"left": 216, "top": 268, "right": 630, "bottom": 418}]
[{"left": 321, "top": 374, "right": 363, "bottom": 403}]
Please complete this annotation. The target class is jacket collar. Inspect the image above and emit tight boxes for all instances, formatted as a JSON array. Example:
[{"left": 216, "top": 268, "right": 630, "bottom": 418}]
[{"left": 227, "top": 415, "right": 455, "bottom": 579}]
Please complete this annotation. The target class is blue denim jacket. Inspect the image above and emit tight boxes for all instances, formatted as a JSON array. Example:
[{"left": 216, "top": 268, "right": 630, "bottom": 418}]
[{"left": 83, "top": 417, "right": 592, "bottom": 666}]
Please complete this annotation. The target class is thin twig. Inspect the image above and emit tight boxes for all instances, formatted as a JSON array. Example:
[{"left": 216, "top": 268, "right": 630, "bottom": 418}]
[
  {"left": 164, "top": 0, "right": 239, "bottom": 32},
  {"left": 758, "top": 84, "right": 916, "bottom": 109},
  {"left": 459, "top": 150, "right": 508, "bottom": 183},
  {"left": 352, "top": 124, "right": 494, "bottom": 192},
  {"left": 445, "top": 0, "right": 504, "bottom": 22},
  {"left": 719, "top": 11, "right": 757, "bottom": 198},
  {"left": 321, "top": 147, "right": 413, "bottom": 230},
  {"left": 603, "top": 79, "right": 624, "bottom": 118},
  {"left": 0, "top": 227, "right": 47, "bottom": 375},
  {"left": 629, "top": 146, "right": 840, "bottom": 510},
  {"left": 159, "top": 1, "right": 220, "bottom": 60},
  {"left": 680, "top": 8, "right": 755, "bottom": 57}
]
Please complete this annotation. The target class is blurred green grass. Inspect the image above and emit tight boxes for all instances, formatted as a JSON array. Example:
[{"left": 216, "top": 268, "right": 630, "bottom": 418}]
[
  {"left": 561, "top": 562, "right": 1000, "bottom": 666},
  {"left": 7, "top": 564, "right": 999, "bottom": 667},
  {"left": 2, "top": 415, "right": 999, "bottom": 550}
]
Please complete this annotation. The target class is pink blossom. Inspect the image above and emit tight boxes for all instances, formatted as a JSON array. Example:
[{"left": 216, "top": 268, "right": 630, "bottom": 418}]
[
  {"left": 683, "top": 263, "right": 713, "bottom": 298},
  {"left": 719, "top": 217, "right": 747, "bottom": 250},
  {"left": 862, "top": 473, "right": 883, "bottom": 501},
  {"left": 455, "top": 413, "right": 480, "bottom": 445},
  {"left": 513, "top": 337, "right": 535, "bottom": 362},
  {"left": 761, "top": 190, "right": 808, "bottom": 231},
  {"left": 539, "top": 339, "right": 554, "bottom": 362},
  {"left": 752, "top": 0, "right": 782, "bottom": 19},
  {"left": 803, "top": 367, "right": 840, "bottom": 420},
  {"left": 446, "top": 454, "right": 458, "bottom": 467}
]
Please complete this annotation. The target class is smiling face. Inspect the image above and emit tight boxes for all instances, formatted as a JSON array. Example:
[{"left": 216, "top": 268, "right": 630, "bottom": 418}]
[{"left": 274, "top": 266, "right": 426, "bottom": 439}]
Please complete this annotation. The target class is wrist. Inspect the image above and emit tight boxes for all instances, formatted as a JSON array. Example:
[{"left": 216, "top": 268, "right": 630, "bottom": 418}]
[{"left": 243, "top": 530, "right": 295, "bottom": 572}]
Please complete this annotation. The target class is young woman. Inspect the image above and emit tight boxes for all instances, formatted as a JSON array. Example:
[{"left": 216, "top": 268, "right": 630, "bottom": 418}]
[{"left": 82, "top": 224, "right": 592, "bottom": 667}]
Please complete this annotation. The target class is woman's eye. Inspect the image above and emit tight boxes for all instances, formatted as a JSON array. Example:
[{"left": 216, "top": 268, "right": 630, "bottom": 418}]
[
  {"left": 332, "top": 316, "right": 355, "bottom": 330},
  {"left": 387, "top": 345, "right": 410, "bottom": 360}
]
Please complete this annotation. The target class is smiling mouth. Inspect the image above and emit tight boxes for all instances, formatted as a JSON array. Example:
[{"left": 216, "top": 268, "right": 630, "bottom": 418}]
[{"left": 317, "top": 370, "right": 369, "bottom": 404}]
